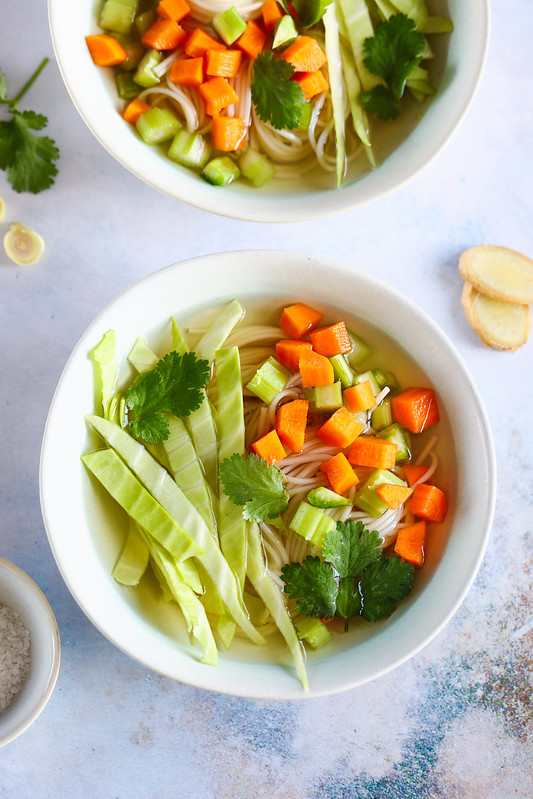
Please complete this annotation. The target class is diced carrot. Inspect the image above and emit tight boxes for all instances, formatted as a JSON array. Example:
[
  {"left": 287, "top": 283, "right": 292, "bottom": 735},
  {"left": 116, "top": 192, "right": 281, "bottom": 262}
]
[
  {"left": 276, "top": 399, "right": 308, "bottom": 453},
  {"left": 85, "top": 34, "right": 128, "bottom": 66},
  {"left": 394, "top": 521, "right": 426, "bottom": 567},
  {"left": 392, "top": 387, "right": 440, "bottom": 434},
  {"left": 122, "top": 98, "right": 152, "bottom": 124},
  {"left": 141, "top": 18, "right": 186, "bottom": 50},
  {"left": 206, "top": 49, "right": 242, "bottom": 79},
  {"left": 235, "top": 19, "right": 267, "bottom": 59},
  {"left": 211, "top": 115, "right": 246, "bottom": 151},
  {"left": 275, "top": 339, "right": 313, "bottom": 372},
  {"left": 293, "top": 69, "right": 328, "bottom": 101},
  {"left": 320, "top": 452, "right": 359, "bottom": 495},
  {"left": 199, "top": 77, "right": 239, "bottom": 115},
  {"left": 317, "top": 407, "right": 364, "bottom": 449},
  {"left": 309, "top": 321, "right": 351, "bottom": 357},
  {"left": 343, "top": 380, "right": 375, "bottom": 413},
  {"left": 280, "top": 36, "right": 327, "bottom": 73},
  {"left": 262, "top": 0, "right": 283, "bottom": 32},
  {"left": 402, "top": 464, "right": 429, "bottom": 487},
  {"left": 348, "top": 436, "right": 397, "bottom": 469},
  {"left": 184, "top": 28, "right": 226, "bottom": 58},
  {"left": 157, "top": 0, "right": 191, "bottom": 23},
  {"left": 279, "top": 302, "right": 324, "bottom": 339},
  {"left": 250, "top": 429, "right": 286, "bottom": 465},
  {"left": 375, "top": 483, "right": 413, "bottom": 510},
  {"left": 299, "top": 349, "right": 334, "bottom": 388},
  {"left": 169, "top": 56, "right": 204, "bottom": 86},
  {"left": 408, "top": 483, "right": 447, "bottom": 523}
]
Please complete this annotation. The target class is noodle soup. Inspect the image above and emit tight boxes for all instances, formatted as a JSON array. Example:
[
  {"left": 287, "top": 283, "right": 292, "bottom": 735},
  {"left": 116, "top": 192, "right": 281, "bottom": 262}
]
[{"left": 82, "top": 296, "right": 454, "bottom": 685}]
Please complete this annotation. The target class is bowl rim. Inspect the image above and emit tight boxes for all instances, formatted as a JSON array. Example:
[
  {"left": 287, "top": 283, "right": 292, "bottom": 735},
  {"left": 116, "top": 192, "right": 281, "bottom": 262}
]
[
  {"left": 39, "top": 250, "right": 496, "bottom": 699},
  {"left": 0, "top": 558, "right": 61, "bottom": 747},
  {"left": 47, "top": 0, "right": 491, "bottom": 222}
]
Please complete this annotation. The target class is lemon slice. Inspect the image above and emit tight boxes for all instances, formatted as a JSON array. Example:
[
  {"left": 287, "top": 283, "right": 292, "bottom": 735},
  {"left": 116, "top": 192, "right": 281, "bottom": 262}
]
[
  {"left": 4, "top": 223, "right": 45, "bottom": 265},
  {"left": 459, "top": 245, "right": 533, "bottom": 304},
  {"left": 461, "top": 282, "right": 531, "bottom": 351}
]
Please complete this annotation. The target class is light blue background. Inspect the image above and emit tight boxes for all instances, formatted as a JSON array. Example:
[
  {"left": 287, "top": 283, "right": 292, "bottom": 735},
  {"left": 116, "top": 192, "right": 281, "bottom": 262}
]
[{"left": 1, "top": 1, "right": 531, "bottom": 796}]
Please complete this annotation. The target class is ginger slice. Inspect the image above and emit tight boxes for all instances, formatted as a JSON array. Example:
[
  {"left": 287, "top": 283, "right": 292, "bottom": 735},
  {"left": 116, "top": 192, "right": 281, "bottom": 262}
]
[
  {"left": 461, "top": 282, "right": 531, "bottom": 351},
  {"left": 4, "top": 223, "right": 45, "bottom": 265},
  {"left": 459, "top": 245, "right": 533, "bottom": 304}
]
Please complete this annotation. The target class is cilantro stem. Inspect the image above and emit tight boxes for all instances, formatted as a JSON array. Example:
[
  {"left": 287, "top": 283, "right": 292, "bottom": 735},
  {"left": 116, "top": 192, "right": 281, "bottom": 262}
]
[{"left": 10, "top": 58, "right": 49, "bottom": 109}]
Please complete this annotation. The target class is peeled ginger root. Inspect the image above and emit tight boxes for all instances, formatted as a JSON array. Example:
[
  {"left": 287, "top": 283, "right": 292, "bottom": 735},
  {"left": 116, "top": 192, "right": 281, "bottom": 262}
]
[{"left": 459, "top": 245, "right": 532, "bottom": 351}]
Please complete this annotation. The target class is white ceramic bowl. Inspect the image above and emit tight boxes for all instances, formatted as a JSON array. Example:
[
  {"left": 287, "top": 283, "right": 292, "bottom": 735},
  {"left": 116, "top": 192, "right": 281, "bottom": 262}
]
[
  {"left": 48, "top": 0, "right": 489, "bottom": 222},
  {"left": 40, "top": 250, "right": 495, "bottom": 699},
  {"left": 0, "top": 559, "right": 60, "bottom": 747}
]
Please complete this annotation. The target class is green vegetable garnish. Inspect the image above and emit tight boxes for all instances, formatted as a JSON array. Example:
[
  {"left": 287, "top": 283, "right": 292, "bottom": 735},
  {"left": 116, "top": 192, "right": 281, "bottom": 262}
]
[
  {"left": 126, "top": 350, "right": 210, "bottom": 443},
  {"left": 0, "top": 58, "right": 60, "bottom": 193},
  {"left": 282, "top": 519, "right": 414, "bottom": 630},
  {"left": 251, "top": 51, "right": 306, "bottom": 131},
  {"left": 219, "top": 452, "right": 289, "bottom": 522},
  {"left": 361, "top": 14, "right": 425, "bottom": 120}
]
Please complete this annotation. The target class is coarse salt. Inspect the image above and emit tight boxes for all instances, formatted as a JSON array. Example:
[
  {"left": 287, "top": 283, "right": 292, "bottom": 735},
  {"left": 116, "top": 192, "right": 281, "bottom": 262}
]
[{"left": 0, "top": 604, "right": 31, "bottom": 715}]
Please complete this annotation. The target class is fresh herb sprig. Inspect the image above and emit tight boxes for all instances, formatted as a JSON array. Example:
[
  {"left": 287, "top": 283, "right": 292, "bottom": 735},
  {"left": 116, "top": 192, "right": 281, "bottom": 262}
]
[
  {"left": 251, "top": 51, "right": 307, "bottom": 131},
  {"left": 282, "top": 520, "right": 414, "bottom": 630},
  {"left": 126, "top": 350, "right": 210, "bottom": 444},
  {"left": 219, "top": 452, "right": 289, "bottom": 522},
  {"left": 0, "top": 58, "right": 60, "bottom": 193},
  {"left": 361, "top": 14, "right": 425, "bottom": 121}
]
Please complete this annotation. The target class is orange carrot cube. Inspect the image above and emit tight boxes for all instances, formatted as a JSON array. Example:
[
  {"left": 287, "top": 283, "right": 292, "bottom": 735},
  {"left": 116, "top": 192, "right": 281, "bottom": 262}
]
[
  {"left": 199, "top": 77, "right": 239, "bottom": 115},
  {"left": 348, "top": 436, "right": 398, "bottom": 469},
  {"left": 275, "top": 340, "right": 313, "bottom": 372},
  {"left": 184, "top": 28, "right": 226, "bottom": 58},
  {"left": 293, "top": 69, "right": 328, "bottom": 101},
  {"left": 157, "top": 0, "right": 191, "bottom": 23},
  {"left": 392, "top": 387, "right": 440, "bottom": 434},
  {"left": 299, "top": 349, "right": 334, "bottom": 388},
  {"left": 394, "top": 521, "right": 426, "bottom": 567},
  {"left": 343, "top": 380, "right": 376, "bottom": 413},
  {"left": 280, "top": 36, "right": 327, "bottom": 72},
  {"left": 317, "top": 407, "right": 364, "bottom": 449},
  {"left": 279, "top": 302, "right": 323, "bottom": 339},
  {"left": 169, "top": 57, "right": 204, "bottom": 86},
  {"left": 309, "top": 322, "right": 351, "bottom": 356},
  {"left": 211, "top": 115, "right": 246, "bottom": 151},
  {"left": 250, "top": 429, "right": 286, "bottom": 465},
  {"left": 235, "top": 19, "right": 267, "bottom": 59},
  {"left": 320, "top": 452, "right": 359, "bottom": 495}
]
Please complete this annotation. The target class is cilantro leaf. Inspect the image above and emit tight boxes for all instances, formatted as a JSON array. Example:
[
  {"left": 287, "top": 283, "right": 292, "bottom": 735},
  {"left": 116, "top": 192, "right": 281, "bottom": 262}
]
[
  {"left": 251, "top": 51, "right": 306, "bottom": 131},
  {"left": 219, "top": 452, "right": 289, "bottom": 522},
  {"left": 0, "top": 59, "right": 60, "bottom": 193},
  {"left": 336, "top": 577, "right": 362, "bottom": 626},
  {"left": 322, "top": 520, "right": 382, "bottom": 579},
  {"left": 126, "top": 350, "right": 210, "bottom": 443},
  {"left": 281, "top": 556, "right": 338, "bottom": 618},
  {"left": 362, "top": 14, "right": 425, "bottom": 120},
  {"left": 291, "top": 0, "right": 332, "bottom": 28},
  {"left": 359, "top": 556, "right": 414, "bottom": 622}
]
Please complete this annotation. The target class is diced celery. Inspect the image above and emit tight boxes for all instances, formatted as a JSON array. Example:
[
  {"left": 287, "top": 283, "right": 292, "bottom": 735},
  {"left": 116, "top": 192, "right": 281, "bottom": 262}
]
[
  {"left": 373, "top": 368, "right": 389, "bottom": 389},
  {"left": 168, "top": 130, "right": 211, "bottom": 169},
  {"left": 423, "top": 16, "right": 453, "bottom": 34},
  {"left": 376, "top": 422, "right": 411, "bottom": 463},
  {"left": 347, "top": 329, "right": 371, "bottom": 367},
  {"left": 307, "top": 487, "right": 350, "bottom": 509},
  {"left": 247, "top": 523, "right": 308, "bottom": 690},
  {"left": 272, "top": 15, "right": 298, "bottom": 49},
  {"left": 308, "top": 381, "right": 343, "bottom": 412},
  {"left": 133, "top": 49, "right": 162, "bottom": 88},
  {"left": 116, "top": 72, "right": 141, "bottom": 101},
  {"left": 81, "top": 448, "right": 203, "bottom": 562},
  {"left": 239, "top": 148, "right": 276, "bottom": 188},
  {"left": 118, "top": 42, "right": 145, "bottom": 71},
  {"left": 294, "top": 615, "right": 332, "bottom": 650},
  {"left": 246, "top": 357, "right": 290, "bottom": 404},
  {"left": 211, "top": 7, "right": 247, "bottom": 45},
  {"left": 354, "top": 468, "right": 407, "bottom": 516},
  {"left": 201, "top": 156, "right": 240, "bottom": 186},
  {"left": 135, "top": 9, "right": 157, "bottom": 35},
  {"left": 215, "top": 346, "right": 247, "bottom": 590},
  {"left": 136, "top": 107, "right": 182, "bottom": 145},
  {"left": 99, "top": 0, "right": 139, "bottom": 35},
  {"left": 295, "top": 100, "right": 312, "bottom": 131},
  {"left": 330, "top": 354, "right": 354, "bottom": 388},
  {"left": 112, "top": 519, "right": 150, "bottom": 586},
  {"left": 353, "top": 369, "right": 381, "bottom": 397},
  {"left": 371, "top": 397, "right": 393, "bottom": 431},
  {"left": 289, "top": 502, "right": 336, "bottom": 549}
]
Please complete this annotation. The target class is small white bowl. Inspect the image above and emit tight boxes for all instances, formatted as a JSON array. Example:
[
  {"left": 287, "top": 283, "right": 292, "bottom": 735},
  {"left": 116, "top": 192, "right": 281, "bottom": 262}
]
[
  {"left": 48, "top": 0, "right": 490, "bottom": 221},
  {"left": 0, "top": 559, "right": 60, "bottom": 747},
  {"left": 40, "top": 251, "right": 496, "bottom": 699}
]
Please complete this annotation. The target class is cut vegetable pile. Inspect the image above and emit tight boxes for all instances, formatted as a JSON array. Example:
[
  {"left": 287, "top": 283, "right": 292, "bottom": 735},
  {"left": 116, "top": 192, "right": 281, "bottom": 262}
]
[
  {"left": 83, "top": 298, "right": 449, "bottom": 688},
  {"left": 85, "top": 0, "right": 452, "bottom": 189}
]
